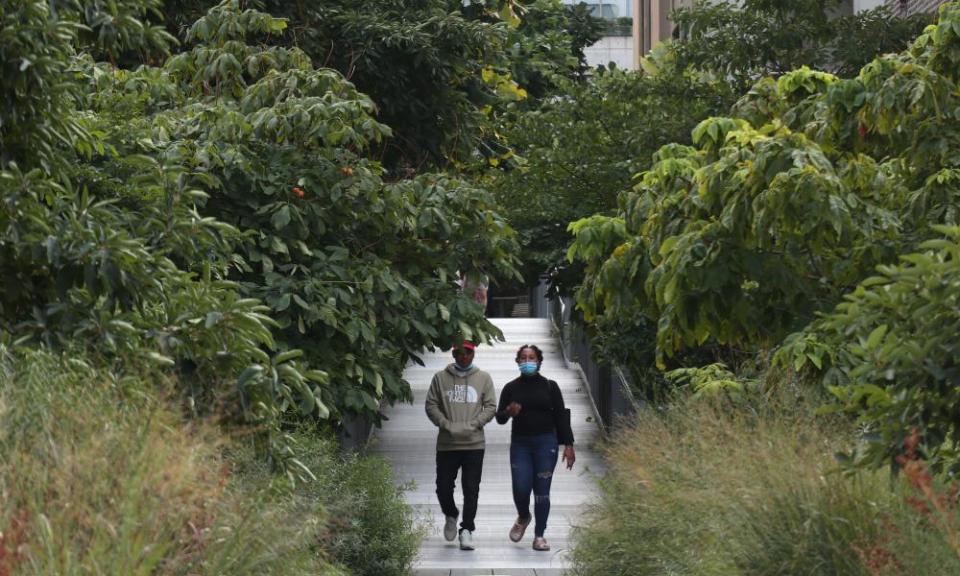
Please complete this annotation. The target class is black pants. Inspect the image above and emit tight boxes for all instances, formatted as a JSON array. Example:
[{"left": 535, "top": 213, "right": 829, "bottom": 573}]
[{"left": 435, "top": 449, "right": 485, "bottom": 532}]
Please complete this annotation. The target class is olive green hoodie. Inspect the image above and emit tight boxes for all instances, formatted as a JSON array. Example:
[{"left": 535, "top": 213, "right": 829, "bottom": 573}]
[{"left": 425, "top": 363, "right": 497, "bottom": 451}]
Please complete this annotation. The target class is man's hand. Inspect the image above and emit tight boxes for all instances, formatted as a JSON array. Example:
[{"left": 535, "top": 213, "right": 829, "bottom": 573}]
[
  {"left": 446, "top": 422, "right": 471, "bottom": 437},
  {"left": 505, "top": 401, "right": 522, "bottom": 417},
  {"left": 562, "top": 445, "right": 576, "bottom": 470}
]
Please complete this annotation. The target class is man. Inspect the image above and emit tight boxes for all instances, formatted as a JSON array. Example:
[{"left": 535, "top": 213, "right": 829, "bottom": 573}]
[{"left": 425, "top": 340, "right": 497, "bottom": 551}]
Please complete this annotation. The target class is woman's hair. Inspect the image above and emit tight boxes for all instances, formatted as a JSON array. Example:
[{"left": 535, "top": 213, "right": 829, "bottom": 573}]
[{"left": 515, "top": 344, "right": 544, "bottom": 366}]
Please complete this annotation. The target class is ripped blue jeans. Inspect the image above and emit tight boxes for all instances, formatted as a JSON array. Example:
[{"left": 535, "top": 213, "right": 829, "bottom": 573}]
[{"left": 510, "top": 432, "right": 559, "bottom": 538}]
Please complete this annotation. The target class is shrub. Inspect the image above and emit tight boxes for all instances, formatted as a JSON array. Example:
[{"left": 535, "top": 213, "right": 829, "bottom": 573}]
[
  {"left": 314, "top": 448, "right": 423, "bottom": 576},
  {"left": 108, "top": 1, "right": 519, "bottom": 424},
  {"left": 778, "top": 226, "right": 960, "bottom": 474}
]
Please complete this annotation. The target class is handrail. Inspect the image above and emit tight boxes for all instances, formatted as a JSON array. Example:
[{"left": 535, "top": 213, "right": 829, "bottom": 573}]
[
  {"left": 535, "top": 279, "right": 639, "bottom": 433},
  {"left": 612, "top": 364, "right": 641, "bottom": 411},
  {"left": 548, "top": 295, "right": 608, "bottom": 433}
]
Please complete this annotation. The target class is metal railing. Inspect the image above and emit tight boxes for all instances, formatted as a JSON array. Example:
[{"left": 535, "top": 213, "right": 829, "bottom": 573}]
[
  {"left": 337, "top": 415, "right": 375, "bottom": 452},
  {"left": 533, "top": 279, "right": 640, "bottom": 433},
  {"left": 488, "top": 295, "right": 530, "bottom": 318}
]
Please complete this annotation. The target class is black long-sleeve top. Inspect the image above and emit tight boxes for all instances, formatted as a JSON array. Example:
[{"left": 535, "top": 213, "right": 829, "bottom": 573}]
[{"left": 495, "top": 373, "right": 574, "bottom": 445}]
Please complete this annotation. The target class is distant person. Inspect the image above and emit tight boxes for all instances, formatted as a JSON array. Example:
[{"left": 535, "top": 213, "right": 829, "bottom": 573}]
[
  {"left": 460, "top": 271, "right": 489, "bottom": 310},
  {"left": 496, "top": 344, "right": 575, "bottom": 551},
  {"left": 425, "top": 340, "right": 497, "bottom": 551}
]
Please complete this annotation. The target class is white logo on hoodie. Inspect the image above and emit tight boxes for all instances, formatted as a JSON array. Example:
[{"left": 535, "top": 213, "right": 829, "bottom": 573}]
[{"left": 446, "top": 384, "right": 478, "bottom": 404}]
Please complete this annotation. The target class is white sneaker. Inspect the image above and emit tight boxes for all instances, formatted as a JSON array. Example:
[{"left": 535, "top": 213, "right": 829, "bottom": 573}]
[
  {"left": 443, "top": 516, "right": 458, "bottom": 542},
  {"left": 459, "top": 529, "right": 475, "bottom": 550}
]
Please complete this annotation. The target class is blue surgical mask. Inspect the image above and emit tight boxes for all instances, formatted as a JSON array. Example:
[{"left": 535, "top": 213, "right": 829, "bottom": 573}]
[
  {"left": 519, "top": 361, "right": 538, "bottom": 376},
  {"left": 455, "top": 362, "right": 474, "bottom": 372}
]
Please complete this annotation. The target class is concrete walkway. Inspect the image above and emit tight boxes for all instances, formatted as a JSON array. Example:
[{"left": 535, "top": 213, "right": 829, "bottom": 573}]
[{"left": 370, "top": 318, "right": 604, "bottom": 576}]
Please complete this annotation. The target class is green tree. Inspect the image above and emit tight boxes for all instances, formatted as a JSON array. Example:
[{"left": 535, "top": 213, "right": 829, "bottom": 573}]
[
  {"left": 780, "top": 227, "right": 960, "bottom": 474},
  {"left": 495, "top": 0, "right": 602, "bottom": 99},
  {"left": 485, "top": 0, "right": 922, "bottom": 295},
  {"left": 486, "top": 59, "right": 735, "bottom": 290},
  {"left": 572, "top": 2, "right": 960, "bottom": 471},
  {"left": 0, "top": 0, "right": 333, "bottom": 474},
  {"left": 225, "top": 0, "right": 599, "bottom": 171},
  {"left": 1, "top": 0, "right": 521, "bottom": 465},
  {"left": 671, "top": 0, "right": 932, "bottom": 92},
  {"left": 149, "top": 1, "right": 519, "bottom": 421}
]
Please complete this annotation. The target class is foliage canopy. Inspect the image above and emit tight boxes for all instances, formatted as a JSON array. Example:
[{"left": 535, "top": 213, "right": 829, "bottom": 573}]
[
  {"left": 0, "top": 0, "right": 520, "bottom": 470},
  {"left": 486, "top": 0, "right": 922, "bottom": 293},
  {"left": 569, "top": 2, "right": 960, "bottom": 471}
]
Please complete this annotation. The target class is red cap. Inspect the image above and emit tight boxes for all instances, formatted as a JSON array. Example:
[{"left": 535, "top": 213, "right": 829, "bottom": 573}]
[{"left": 456, "top": 340, "right": 476, "bottom": 351}]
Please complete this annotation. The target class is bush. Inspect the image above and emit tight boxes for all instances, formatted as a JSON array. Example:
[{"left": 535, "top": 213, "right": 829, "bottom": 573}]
[
  {"left": 571, "top": 387, "right": 960, "bottom": 576},
  {"left": 229, "top": 430, "right": 424, "bottom": 576},
  {"left": 778, "top": 226, "right": 960, "bottom": 473},
  {"left": 2, "top": 0, "right": 521, "bottom": 453},
  {"left": 315, "top": 449, "right": 423, "bottom": 576}
]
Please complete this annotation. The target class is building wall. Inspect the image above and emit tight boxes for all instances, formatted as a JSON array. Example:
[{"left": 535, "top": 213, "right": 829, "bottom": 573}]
[
  {"left": 583, "top": 35, "right": 635, "bottom": 69},
  {"left": 632, "top": 0, "right": 694, "bottom": 67},
  {"left": 559, "top": 0, "right": 636, "bottom": 69},
  {"left": 854, "top": 0, "right": 885, "bottom": 11},
  {"left": 634, "top": 0, "right": 692, "bottom": 56},
  {"left": 560, "top": 0, "right": 632, "bottom": 19},
  {"left": 885, "top": 0, "right": 950, "bottom": 15}
]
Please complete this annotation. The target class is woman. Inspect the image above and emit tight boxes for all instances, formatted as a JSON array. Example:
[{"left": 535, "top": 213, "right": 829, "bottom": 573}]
[{"left": 496, "top": 344, "right": 575, "bottom": 551}]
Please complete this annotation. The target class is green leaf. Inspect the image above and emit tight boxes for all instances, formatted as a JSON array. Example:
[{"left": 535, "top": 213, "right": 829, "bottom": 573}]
[
  {"left": 304, "top": 370, "right": 328, "bottom": 384},
  {"left": 271, "top": 205, "right": 291, "bottom": 230},
  {"left": 865, "top": 324, "right": 888, "bottom": 350},
  {"left": 145, "top": 352, "right": 175, "bottom": 366},
  {"left": 237, "top": 365, "right": 264, "bottom": 387},
  {"left": 499, "top": 3, "right": 521, "bottom": 27},
  {"left": 292, "top": 293, "right": 312, "bottom": 310},
  {"left": 274, "top": 349, "right": 304, "bottom": 364},
  {"left": 315, "top": 394, "right": 330, "bottom": 420}
]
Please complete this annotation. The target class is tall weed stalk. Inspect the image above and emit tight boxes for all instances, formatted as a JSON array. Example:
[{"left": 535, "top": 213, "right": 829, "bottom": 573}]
[
  {"left": 0, "top": 349, "right": 419, "bottom": 575},
  {"left": 572, "top": 387, "right": 960, "bottom": 575}
]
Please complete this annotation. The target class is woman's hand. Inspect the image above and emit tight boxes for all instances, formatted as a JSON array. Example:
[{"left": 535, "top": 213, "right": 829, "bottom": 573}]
[
  {"left": 562, "top": 445, "right": 575, "bottom": 470},
  {"left": 505, "top": 401, "right": 522, "bottom": 417}
]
